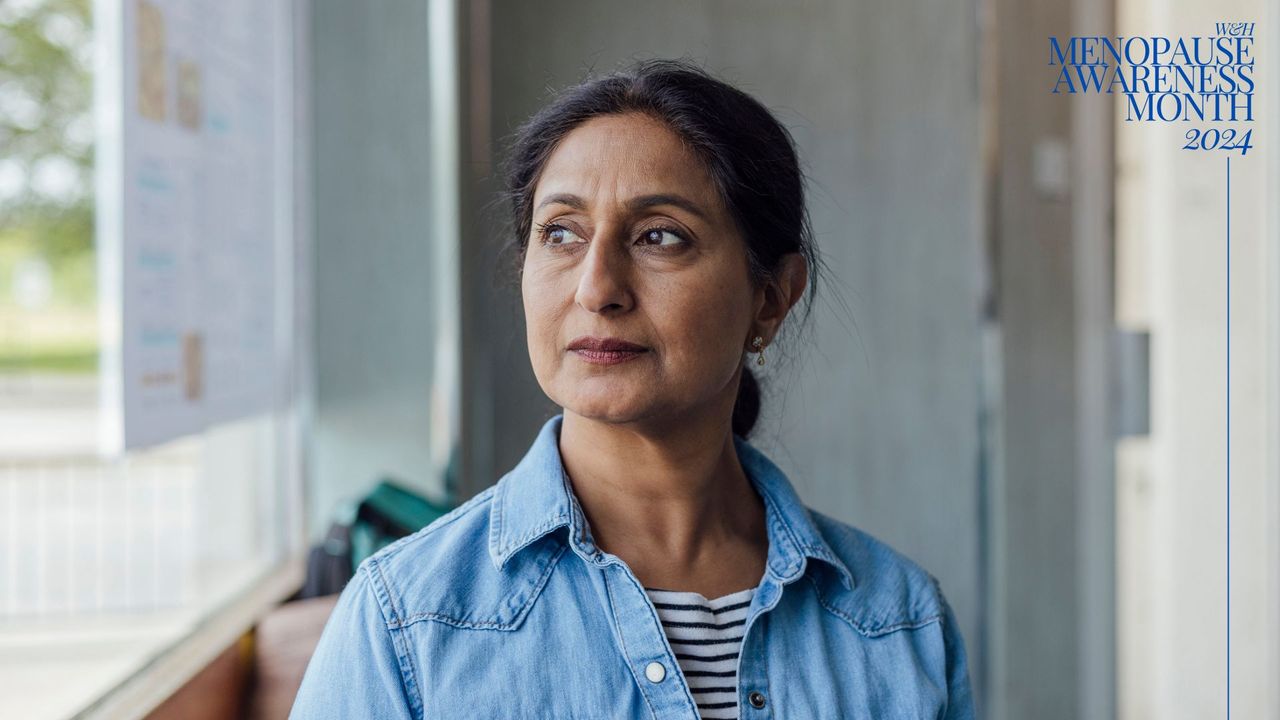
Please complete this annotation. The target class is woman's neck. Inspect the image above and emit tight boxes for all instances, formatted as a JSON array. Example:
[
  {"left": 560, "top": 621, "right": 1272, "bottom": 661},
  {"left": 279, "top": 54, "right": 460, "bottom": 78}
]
[{"left": 558, "top": 408, "right": 769, "bottom": 596}]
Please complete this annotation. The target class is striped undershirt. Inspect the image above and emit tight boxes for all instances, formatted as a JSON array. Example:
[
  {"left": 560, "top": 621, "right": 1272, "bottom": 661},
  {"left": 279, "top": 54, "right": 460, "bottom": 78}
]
[{"left": 643, "top": 585, "right": 756, "bottom": 719}]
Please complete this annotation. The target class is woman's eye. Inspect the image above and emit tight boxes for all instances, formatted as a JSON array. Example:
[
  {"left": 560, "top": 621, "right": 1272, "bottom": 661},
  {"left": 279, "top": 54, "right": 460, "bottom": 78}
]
[
  {"left": 637, "top": 228, "right": 685, "bottom": 247},
  {"left": 541, "top": 224, "right": 584, "bottom": 245}
]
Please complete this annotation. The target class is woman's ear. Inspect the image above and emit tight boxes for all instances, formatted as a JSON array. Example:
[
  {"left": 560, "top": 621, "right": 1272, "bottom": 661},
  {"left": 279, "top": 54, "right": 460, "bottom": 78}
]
[{"left": 753, "top": 254, "right": 808, "bottom": 341}]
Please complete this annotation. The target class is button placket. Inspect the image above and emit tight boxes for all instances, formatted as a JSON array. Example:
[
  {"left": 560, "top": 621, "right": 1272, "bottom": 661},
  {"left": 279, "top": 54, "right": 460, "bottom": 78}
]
[
  {"left": 602, "top": 564, "right": 700, "bottom": 718},
  {"left": 737, "top": 579, "right": 782, "bottom": 716}
]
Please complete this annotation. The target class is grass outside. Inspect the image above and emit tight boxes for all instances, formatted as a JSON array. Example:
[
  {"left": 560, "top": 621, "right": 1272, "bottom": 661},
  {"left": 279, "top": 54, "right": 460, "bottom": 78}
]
[
  {"left": 0, "top": 306, "right": 98, "bottom": 373},
  {"left": 0, "top": 230, "right": 98, "bottom": 374}
]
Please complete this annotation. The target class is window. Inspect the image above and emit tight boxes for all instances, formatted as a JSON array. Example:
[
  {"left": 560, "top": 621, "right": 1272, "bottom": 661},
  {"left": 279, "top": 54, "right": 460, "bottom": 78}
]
[{"left": 0, "top": 1, "right": 305, "bottom": 715}]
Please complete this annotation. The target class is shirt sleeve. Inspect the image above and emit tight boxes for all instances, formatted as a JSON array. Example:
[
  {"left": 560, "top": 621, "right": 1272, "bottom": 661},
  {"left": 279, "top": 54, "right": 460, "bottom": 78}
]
[
  {"left": 290, "top": 562, "right": 420, "bottom": 720},
  {"left": 937, "top": 590, "right": 977, "bottom": 720}
]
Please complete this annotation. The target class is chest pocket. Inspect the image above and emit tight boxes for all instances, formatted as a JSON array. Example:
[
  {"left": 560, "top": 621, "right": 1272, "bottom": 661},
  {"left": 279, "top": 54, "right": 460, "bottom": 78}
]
[{"left": 387, "top": 545, "right": 661, "bottom": 719}]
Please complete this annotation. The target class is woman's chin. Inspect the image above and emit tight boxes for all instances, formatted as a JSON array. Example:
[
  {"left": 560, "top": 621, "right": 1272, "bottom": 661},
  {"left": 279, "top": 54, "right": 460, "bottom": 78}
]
[{"left": 560, "top": 390, "right": 655, "bottom": 425}]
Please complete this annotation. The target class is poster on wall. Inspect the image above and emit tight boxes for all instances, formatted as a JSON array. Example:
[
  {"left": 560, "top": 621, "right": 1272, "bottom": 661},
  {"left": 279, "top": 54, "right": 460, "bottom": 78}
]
[{"left": 97, "top": 0, "right": 290, "bottom": 453}]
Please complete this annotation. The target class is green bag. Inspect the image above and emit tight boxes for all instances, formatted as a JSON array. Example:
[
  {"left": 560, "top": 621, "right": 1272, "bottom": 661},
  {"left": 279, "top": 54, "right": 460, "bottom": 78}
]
[
  {"left": 349, "top": 479, "right": 455, "bottom": 569},
  {"left": 299, "top": 474, "right": 457, "bottom": 598}
]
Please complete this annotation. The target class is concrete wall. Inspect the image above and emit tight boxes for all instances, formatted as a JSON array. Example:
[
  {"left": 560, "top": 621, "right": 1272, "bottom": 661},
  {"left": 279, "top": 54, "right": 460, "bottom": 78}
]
[
  {"left": 308, "top": 1, "right": 446, "bottom": 539},
  {"left": 988, "top": 1, "right": 1083, "bottom": 716},
  {"left": 466, "top": 0, "right": 987, "bottom": 704}
]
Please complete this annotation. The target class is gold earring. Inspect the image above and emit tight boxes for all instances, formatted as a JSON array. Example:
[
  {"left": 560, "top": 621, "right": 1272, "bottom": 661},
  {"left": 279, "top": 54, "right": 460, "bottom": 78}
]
[{"left": 751, "top": 336, "right": 766, "bottom": 366}]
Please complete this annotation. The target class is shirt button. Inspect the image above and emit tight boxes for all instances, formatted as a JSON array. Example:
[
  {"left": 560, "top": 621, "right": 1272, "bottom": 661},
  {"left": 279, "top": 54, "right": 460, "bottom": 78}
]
[
  {"left": 644, "top": 661, "right": 666, "bottom": 683},
  {"left": 748, "top": 690, "right": 767, "bottom": 709}
]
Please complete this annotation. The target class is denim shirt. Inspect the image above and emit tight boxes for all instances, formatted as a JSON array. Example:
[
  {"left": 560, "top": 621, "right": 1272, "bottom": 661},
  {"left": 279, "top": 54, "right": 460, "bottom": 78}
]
[{"left": 291, "top": 414, "right": 976, "bottom": 719}]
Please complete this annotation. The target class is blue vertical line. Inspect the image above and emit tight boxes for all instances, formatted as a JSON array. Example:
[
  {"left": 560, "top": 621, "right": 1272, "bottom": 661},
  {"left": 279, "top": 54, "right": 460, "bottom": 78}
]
[{"left": 1225, "top": 154, "right": 1231, "bottom": 720}]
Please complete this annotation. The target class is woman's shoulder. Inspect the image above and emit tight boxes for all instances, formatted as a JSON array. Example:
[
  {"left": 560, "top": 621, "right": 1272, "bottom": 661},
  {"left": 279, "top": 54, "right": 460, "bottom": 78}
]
[
  {"left": 365, "top": 481, "right": 502, "bottom": 573},
  {"left": 351, "top": 479, "right": 563, "bottom": 632},
  {"left": 802, "top": 506, "right": 953, "bottom": 636}
]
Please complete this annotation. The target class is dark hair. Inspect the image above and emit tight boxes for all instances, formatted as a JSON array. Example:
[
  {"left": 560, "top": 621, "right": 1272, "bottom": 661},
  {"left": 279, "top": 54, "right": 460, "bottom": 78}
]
[{"left": 500, "top": 58, "right": 820, "bottom": 438}]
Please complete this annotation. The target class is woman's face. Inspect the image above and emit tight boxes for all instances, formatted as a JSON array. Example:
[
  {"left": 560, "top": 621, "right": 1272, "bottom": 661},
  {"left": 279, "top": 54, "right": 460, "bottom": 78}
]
[{"left": 521, "top": 112, "right": 760, "bottom": 426}]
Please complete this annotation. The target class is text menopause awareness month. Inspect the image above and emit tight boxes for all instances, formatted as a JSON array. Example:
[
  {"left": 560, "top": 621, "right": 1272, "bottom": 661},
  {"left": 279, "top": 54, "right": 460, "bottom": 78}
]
[{"left": 1047, "top": 32, "right": 1257, "bottom": 122}]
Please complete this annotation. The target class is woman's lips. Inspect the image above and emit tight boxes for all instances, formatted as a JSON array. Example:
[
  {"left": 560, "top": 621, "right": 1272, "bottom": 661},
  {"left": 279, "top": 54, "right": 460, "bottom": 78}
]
[
  {"left": 571, "top": 348, "right": 647, "bottom": 365},
  {"left": 565, "top": 336, "right": 647, "bottom": 365}
]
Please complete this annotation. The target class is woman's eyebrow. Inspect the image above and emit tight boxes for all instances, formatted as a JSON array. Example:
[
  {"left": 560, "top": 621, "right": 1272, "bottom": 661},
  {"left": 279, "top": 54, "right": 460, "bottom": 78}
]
[
  {"left": 625, "top": 194, "right": 708, "bottom": 221},
  {"left": 535, "top": 193, "right": 587, "bottom": 212},
  {"left": 534, "top": 192, "right": 708, "bottom": 221}
]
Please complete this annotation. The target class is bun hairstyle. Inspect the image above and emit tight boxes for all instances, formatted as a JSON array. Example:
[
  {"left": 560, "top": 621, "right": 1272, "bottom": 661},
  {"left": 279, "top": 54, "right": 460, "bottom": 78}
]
[{"left": 501, "top": 58, "right": 820, "bottom": 438}]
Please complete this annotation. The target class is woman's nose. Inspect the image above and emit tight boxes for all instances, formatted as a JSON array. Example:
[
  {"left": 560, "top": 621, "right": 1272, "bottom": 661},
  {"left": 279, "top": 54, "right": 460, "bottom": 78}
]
[{"left": 574, "top": 229, "right": 633, "bottom": 314}]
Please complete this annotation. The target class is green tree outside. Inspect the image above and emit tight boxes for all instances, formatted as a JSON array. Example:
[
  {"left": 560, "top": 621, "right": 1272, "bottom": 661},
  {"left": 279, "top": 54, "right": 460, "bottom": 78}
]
[{"left": 0, "top": 0, "right": 96, "bottom": 373}]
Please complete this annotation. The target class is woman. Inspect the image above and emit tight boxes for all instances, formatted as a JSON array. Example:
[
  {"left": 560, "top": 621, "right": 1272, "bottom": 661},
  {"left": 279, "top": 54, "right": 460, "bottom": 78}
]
[{"left": 292, "top": 59, "right": 975, "bottom": 719}]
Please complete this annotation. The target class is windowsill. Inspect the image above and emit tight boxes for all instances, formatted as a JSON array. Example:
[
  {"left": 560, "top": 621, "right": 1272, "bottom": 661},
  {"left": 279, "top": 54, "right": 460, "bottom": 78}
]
[{"left": 0, "top": 553, "right": 306, "bottom": 720}]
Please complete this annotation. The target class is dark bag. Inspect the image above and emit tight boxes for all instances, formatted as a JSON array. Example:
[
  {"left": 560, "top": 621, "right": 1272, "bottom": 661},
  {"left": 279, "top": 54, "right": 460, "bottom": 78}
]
[{"left": 298, "top": 478, "right": 455, "bottom": 598}]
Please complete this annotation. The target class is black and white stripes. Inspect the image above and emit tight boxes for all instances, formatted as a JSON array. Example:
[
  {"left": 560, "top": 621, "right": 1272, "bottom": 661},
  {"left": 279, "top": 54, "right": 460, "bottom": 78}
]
[{"left": 643, "top": 585, "right": 755, "bottom": 719}]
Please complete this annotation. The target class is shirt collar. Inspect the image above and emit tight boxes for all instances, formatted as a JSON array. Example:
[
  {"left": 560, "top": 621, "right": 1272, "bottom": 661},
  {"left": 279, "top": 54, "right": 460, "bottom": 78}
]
[{"left": 487, "top": 414, "right": 855, "bottom": 593}]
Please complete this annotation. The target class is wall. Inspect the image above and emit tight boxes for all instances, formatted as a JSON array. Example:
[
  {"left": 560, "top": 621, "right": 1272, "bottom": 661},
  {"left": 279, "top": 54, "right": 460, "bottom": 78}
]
[
  {"left": 308, "top": 1, "right": 447, "bottom": 540},
  {"left": 1115, "top": 0, "right": 1280, "bottom": 716}
]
